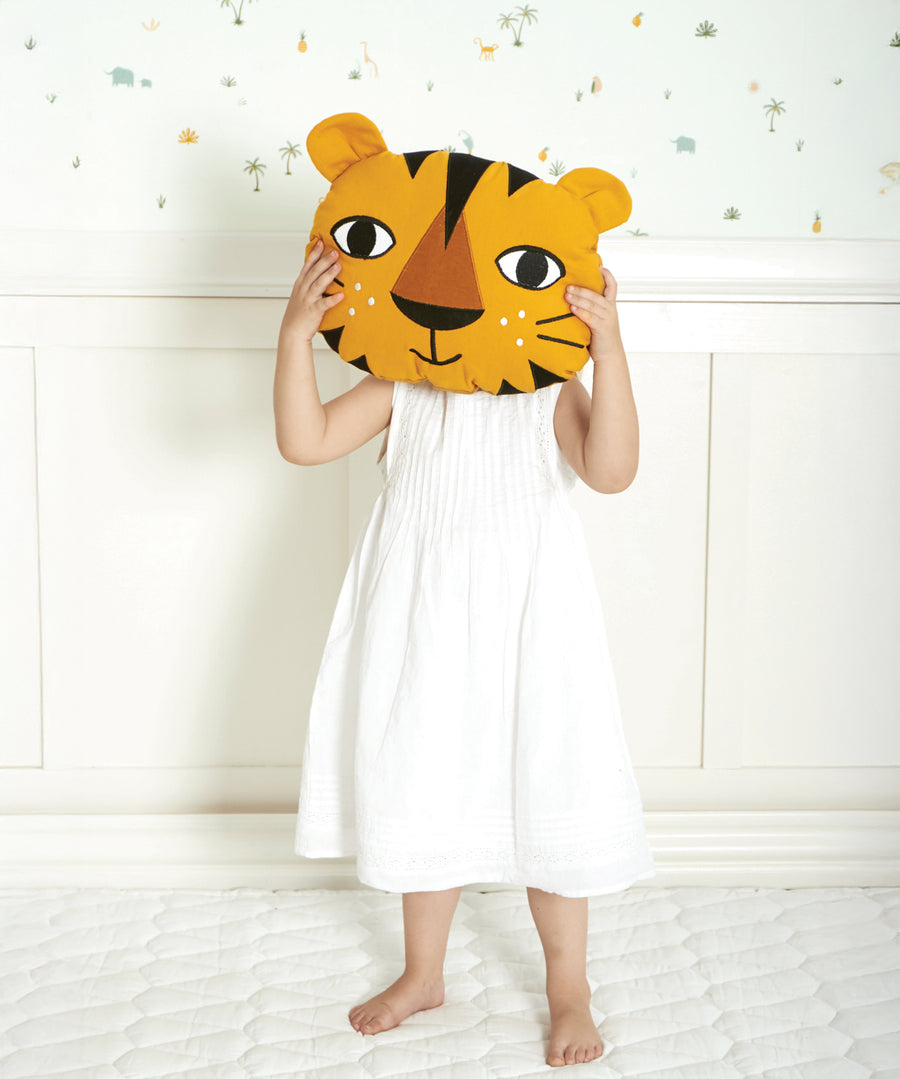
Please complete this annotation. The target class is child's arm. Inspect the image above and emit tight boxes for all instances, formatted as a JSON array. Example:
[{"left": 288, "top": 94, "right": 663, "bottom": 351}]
[
  {"left": 563, "top": 267, "right": 639, "bottom": 493},
  {"left": 274, "top": 240, "right": 393, "bottom": 465}
]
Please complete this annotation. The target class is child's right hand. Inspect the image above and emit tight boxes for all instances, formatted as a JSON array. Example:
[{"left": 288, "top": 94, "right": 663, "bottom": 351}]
[{"left": 280, "top": 239, "right": 344, "bottom": 343}]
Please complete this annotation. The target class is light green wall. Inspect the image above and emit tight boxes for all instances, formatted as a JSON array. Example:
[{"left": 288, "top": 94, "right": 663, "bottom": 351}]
[{"left": 2, "top": 0, "right": 898, "bottom": 236}]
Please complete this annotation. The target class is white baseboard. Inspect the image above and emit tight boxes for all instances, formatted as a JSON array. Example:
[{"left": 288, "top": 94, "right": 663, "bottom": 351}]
[{"left": 0, "top": 810, "right": 897, "bottom": 890}]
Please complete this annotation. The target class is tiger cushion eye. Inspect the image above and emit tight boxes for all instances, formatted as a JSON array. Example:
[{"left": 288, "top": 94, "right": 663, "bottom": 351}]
[{"left": 305, "top": 112, "right": 632, "bottom": 396}]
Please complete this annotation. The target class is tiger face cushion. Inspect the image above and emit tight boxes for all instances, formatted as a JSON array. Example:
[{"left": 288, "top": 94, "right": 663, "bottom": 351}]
[{"left": 305, "top": 112, "right": 632, "bottom": 395}]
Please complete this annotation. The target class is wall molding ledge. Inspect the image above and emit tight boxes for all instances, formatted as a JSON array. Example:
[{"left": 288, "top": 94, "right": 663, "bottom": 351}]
[
  {"left": 0, "top": 810, "right": 897, "bottom": 890},
  {"left": 0, "top": 233, "right": 897, "bottom": 303}
]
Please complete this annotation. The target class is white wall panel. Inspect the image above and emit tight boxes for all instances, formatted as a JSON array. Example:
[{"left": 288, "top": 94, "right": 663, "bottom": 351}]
[
  {"left": 574, "top": 353, "right": 710, "bottom": 767},
  {"left": 705, "top": 353, "right": 900, "bottom": 769},
  {"left": 1, "top": 245, "right": 898, "bottom": 823},
  {"left": 0, "top": 348, "right": 42, "bottom": 766},
  {"left": 36, "top": 347, "right": 350, "bottom": 770}
]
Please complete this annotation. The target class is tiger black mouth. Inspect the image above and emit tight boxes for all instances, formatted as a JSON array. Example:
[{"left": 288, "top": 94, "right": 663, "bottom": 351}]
[
  {"left": 391, "top": 292, "right": 480, "bottom": 366},
  {"left": 410, "top": 328, "right": 462, "bottom": 366}
]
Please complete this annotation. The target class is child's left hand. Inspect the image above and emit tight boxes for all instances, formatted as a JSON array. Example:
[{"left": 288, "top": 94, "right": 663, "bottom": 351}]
[{"left": 565, "top": 266, "right": 624, "bottom": 360}]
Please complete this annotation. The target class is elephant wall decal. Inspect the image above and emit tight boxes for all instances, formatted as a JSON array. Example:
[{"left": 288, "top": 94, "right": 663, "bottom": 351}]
[
  {"left": 670, "top": 135, "right": 696, "bottom": 154},
  {"left": 104, "top": 67, "right": 134, "bottom": 87}
]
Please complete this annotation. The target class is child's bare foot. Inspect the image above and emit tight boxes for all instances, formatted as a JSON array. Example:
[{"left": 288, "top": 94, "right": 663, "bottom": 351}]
[
  {"left": 348, "top": 971, "right": 445, "bottom": 1035},
  {"left": 545, "top": 974, "right": 604, "bottom": 1067}
]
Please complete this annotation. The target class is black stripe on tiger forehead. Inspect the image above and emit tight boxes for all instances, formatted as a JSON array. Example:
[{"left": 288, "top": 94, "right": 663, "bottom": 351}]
[{"left": 403, "top": 150, "right": 539, "bottom": 247}]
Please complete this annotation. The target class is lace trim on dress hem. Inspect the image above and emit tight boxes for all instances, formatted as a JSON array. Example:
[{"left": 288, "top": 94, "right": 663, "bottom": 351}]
[
  {"left": 360, "top": 837, "right": 651, "bottom": 871},
  {"left": 358, "top": 829, "right": 653, "bottom": 870}
]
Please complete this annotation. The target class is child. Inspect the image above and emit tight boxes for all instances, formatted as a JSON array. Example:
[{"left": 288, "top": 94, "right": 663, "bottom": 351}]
[{"left": 274, "top": 240, "right": 656, "bottom": 1068}]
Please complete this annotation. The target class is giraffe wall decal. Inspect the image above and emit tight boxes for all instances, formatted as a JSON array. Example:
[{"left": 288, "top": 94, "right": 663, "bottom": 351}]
[{"left": 361, "top": 42, "right": 379, "bottom": 77}]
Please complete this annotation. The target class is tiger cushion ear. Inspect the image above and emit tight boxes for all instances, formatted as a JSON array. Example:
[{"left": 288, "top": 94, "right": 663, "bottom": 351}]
[
  {"left": 556, "top": 168, "right": 632, "bottom": 233},
  {"left": 306, "top": 112, "right": 389, "bottom": 182}
]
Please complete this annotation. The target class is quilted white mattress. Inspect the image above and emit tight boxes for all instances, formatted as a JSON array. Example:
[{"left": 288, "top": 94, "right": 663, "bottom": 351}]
[{"left": 1, "top": 886, "right": 898, "bottom": 1078}]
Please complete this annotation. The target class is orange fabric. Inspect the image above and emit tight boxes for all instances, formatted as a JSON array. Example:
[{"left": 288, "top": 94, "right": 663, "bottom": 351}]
[{"left": 305, "top": 112, "right": 632, "bottom": 395}]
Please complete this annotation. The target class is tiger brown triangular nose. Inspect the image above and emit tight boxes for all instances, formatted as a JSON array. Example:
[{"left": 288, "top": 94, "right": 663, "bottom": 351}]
[{"left": 391, "top": 207, "right": 484, "bottom": 331}]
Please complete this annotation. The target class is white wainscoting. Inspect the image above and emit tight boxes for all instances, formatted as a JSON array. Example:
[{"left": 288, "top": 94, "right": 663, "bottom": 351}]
[
  {"left": 0, "top": 811, "right": 897, "bottom": 890},
  {"left": 0, "top": 234, "right": 898, "bottom": 888}
]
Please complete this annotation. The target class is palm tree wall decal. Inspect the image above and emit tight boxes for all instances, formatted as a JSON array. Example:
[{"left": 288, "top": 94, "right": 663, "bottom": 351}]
[
  {"left": 764, "top": 98, "right": 786, "bottom": 132},
  {"left": 219, "top": 0, "right": 255, "bottom": 26},
  {"left": 497, "top": 5, "right": 538, "bottom": 47},
  {"left": 279, "top": 142, "right": 302, "bottom": 175},
  {"left": 244, "top": 157, "right": 266, "bottom": 191}
]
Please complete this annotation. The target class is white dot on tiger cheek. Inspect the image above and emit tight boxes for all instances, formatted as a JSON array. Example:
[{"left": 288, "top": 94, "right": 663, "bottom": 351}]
[
  {"left": 368, "top": 297, "right": 375, "bottom": 306},
  {"left": 518, "top": 310, "right": 526, "bottom": 319},
  {"left": 516, "top": 338, "right": 524, "bottom": 347},
  {"left": 355, "top": 283, "right": 362, "bottom": 291},
  {"left": 500, "top": 317, "right": 508, "bottom": 326},
  {"left": 349, "top": 308, "right": 356, "bottom": 316}
]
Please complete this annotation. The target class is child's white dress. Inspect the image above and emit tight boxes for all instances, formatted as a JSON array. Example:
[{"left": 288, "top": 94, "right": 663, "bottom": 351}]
[{"left": 294, "top": 369, "right": 656, "bottom": 897}]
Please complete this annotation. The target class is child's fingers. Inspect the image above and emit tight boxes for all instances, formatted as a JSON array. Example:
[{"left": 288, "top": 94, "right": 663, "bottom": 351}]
[
  {"left": 299, "top": 238, "right": 324, "bottom": 271},
  {"left": 570, "top": 309, "right": 599, "bottom": 333},
  {"left": 566, "top": 283, "right": 605, "bottom": 304},
  {"left": 302, "top": 246, "right": 335, "bottom": 277},
  {"left": 568, "top": 289, "right": 599, "bottom": 306},
  {"left": 598, "top": 266, "right": 617, "bottom": 301},
  {"left": 568, "top": 298, "right": 603, "bottom": 333},
  {"left": 323, "top": 291, "right": 344, "bottom": 310},
  {"left": 307, "top": 253, "right": 342, "bottom": 293},
  {"left": 291, "top": 253, "right": 321, "bottom": 295},
  {"left": 296, "top": 241, "right": 333, "bottom": 286},
  {"left": 294, "top": 262, "right": 338, "bottom": 307},
  {"left": 567, "top": 291, "right": 609, "bottom": 327},
  {"left": 568, "top": 295, "right": 602, "bottom": 319}
]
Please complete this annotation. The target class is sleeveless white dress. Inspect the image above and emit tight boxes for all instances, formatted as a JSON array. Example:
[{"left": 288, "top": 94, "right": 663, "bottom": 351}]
[{"left": 294, "top": 368, "right": 656, "bottom": 897}]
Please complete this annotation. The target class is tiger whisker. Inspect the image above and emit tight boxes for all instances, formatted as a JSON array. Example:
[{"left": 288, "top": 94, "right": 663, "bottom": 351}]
[
  {"left": 535, "top": 312, "right": 575, "bottom": 326},
  {"left": 536, "top": 334, "right": 585, "bottom": 349}
]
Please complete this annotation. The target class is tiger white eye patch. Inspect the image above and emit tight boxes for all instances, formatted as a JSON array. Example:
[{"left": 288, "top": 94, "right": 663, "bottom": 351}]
[{"left": 305, "top": 112, "right": 632, "bottom": 395}]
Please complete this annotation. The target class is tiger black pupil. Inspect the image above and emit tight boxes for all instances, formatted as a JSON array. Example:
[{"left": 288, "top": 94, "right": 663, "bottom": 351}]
[
  {"left": 517, "top": 250, "right": 549, "bottom": 287},
  {"left": 347, "top": 220, "right": 377, "bottom": 257}
]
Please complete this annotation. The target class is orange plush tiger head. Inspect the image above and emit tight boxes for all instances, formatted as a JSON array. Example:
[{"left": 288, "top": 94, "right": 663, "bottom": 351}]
[{"left": 305, "top": 112, "right": 632, "bottom": 395}]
